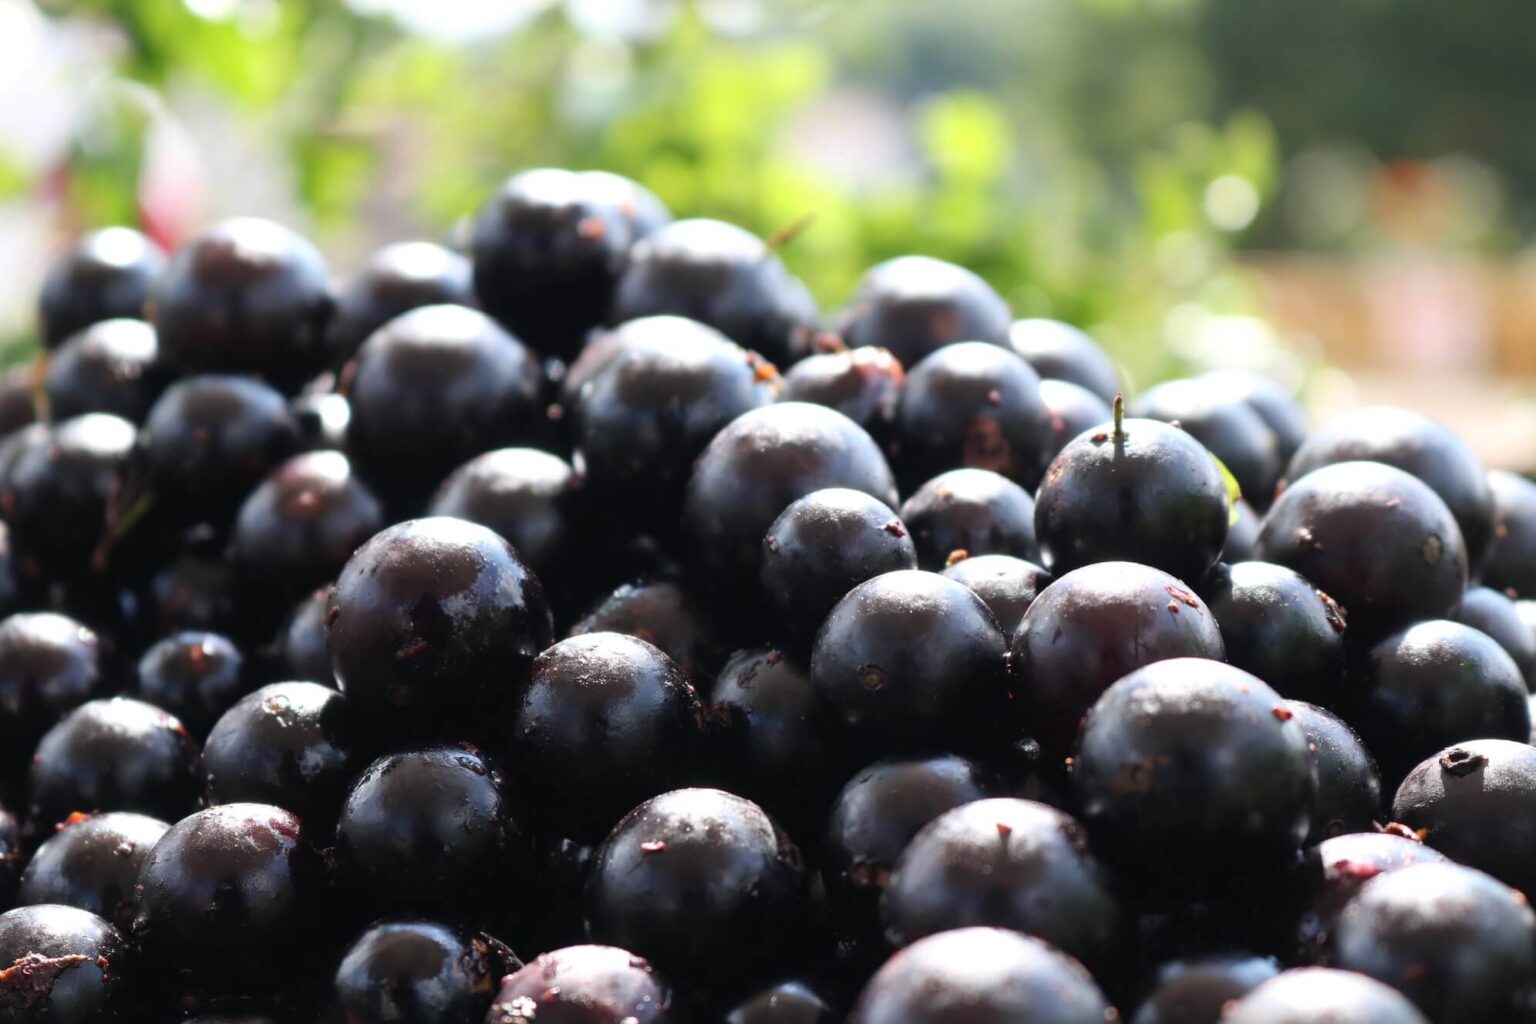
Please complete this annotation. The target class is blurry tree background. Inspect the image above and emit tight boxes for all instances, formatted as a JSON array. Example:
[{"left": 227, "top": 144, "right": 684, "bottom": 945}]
[{"left": 2, "top": 0, "right": 1534, "bottom": 397}]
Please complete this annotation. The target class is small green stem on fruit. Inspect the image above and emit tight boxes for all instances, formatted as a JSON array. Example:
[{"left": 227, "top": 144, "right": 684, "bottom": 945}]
[{"left": 1112, "top": 392, "right": 1125, "bottom": 443}]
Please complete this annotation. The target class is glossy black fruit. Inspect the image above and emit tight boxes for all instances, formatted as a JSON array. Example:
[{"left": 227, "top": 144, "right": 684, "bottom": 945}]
[
  {"left": 334, "top": 746, "right": 522, "bottom": 916},
  {"left": 1283, "top": 406, "right": 1494, "bottom": 574},
  {"left": 327, "top": 240, "right": 476, "bottom": 368},
  {"left": 16, "top": 812, "right": 169, "bottom": 928},
  {"left": 708, "top": 647, "right": 839, "bottom": 834},
  {"left": 133, "top": 803, "right": 328, "bottom": 992},
  {"left": 229, "top": 450, "right": 384, "bottom": 605},
  {"left": 345, "top": 304, "right": 543, "bottom": 503},
  {"left": 0, "top": 367, "right": 35, "bottom": 437},
  {"left": 759, "top": 488, "right": 916, "bottom": 648},
  {"left": 899, "top": 468, "right": 1038, "bottom": 569},
  {"left": 894, "top": 342, "right": 1053, "bottom": 488},
  {"left": 29, "top": 697, "right": 197, "bottom": 828},
  {"left": 1, "top": 414, "right": 136, "bottom": 580},
  {"left": 780, "top": 346, "right": 904, "bottom": 444},
  {"left": 1071, "top": 658, "right": 1314, "bottom": 895},
  {"left": 1292, "top": 832, "right": 1449, "bottom": 961},
  {"left": 471, "top": 168, "right": 642, "bottom": 359},
  {"left": 133, "top": 631, "right": 247, "bottom": 739},
  {"left": 822, "top": 755, "right": 996, "bottom": 927},
  {"left": 852, "top": 927, "right": 1113, "bottom": 1024},
  {"left": 1254, "top": 461, "right": 1468, "bottom": 642},
  {"left": 585, "top": 788, "right": 805, "bottom": 989},
  {"left": 141, "top": 553, "right": 239, "bottom": 637},
  {"left": 1286, "top": 701, "right": 1380, "bottom": 843},
  {"left": 939, "top": 553, "right": 1047, "bottom": 635},
  {"left": 883, "top": 798, "right": 1121, "bottom": 969},
  {"left": 810, "top": 570, "right": 1008, "bottom": 754},
  {"left": 45, "top": 318, "right": 166, "bottom": 423},
  {"left": 290, "top": 390, "right": 350, "bottom": 452},
  {"left": 1199, "top": 561, "right": 1346, "bottom": 704},
  {"left": 151, "top": 217, "right": 332, "bottom": 388},
  {"left": 725, "top": 980, "right": 837, "bottom": 1024},
  {"left": 569, "top": 579, "right": 725, "bottom": 686},
  {"left": 1199, "top": 370, "right": 1310, "bottom": 465},
  {"left": 484, "top": 945, "right": 677, "bottom": 1024},
  {"left": 683, "top": 403, "right": 898, "bottom": 585},
  {"left": 1007, "top": 319, "right": 1121, "bottom": 403},
  {"left": 1134, "top": 379, "right": 1283, "bottom": 511},
  {"left": 1222, "top": 968, "right": 1428, "bottom": 1024},
  {"left": 276, "top": 588, "right": 332, "bottom": 685},
  {"left": 1484, "top": 469, "right": 1536, "bottom": 597},
  {"left": 1039, "top": 378, "right": 1113, "bottom": 463},
  {"left": 1392, "top": 739, "right": 1536, "bottom": 899},
  {"left": 203, "top": 682, "right": 361, "bottom": 828},
  {"left": 1034, "top": 408, "right": 1229, "bottom": 584},
  {"left": 137, "top": 374, "right": 303, "bottom": 526},
  {"left": 39, "top": 226, "right": 165, "bottom": 349},
  {"left": 333, "top": 918, "right": 514, "bottom": 1024},
  {"left": 1010, "top": 561, "right": 1225, "bottom": 763},
  {"left": 0, "top": 903, "right": 133, "bottom": 1022},
  {"left": 611, "top": 219, "right": 819, "bottom": 367},
  {"left": 0, "top": 612, "right": 105, "bottom": 776},
  {"left": 837, "top": 256, "right": 1011, "bottom": 367},
  {"left": 428, "top": 447, "right": 578, "bottom": 579},
  {"left": 327, "top": 517, "right": 553, "bottom": 739},
  {"left": 1348, "top": 620, "right": 1529, "bottom": 784},
  {"left": 1223, "top": 498, "right": 1261, "bottom": 561},
  {"left": 1130, "top": 954, "right": 1280, "bottom": 1024},
  {"left": 1453, "top": 584, "right": 1536, "bottom": 686},
  {"left": 1331, "top": 863, "right": 1536, "bottom": 1023},
  {"left": 513, "top": 633, "right": 701, "bottom": 841},
  {"left": 572, "top": 317, "right": 777, "bottom": 521}
]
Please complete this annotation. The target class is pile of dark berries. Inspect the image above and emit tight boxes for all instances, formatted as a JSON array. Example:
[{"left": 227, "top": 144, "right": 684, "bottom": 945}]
[{"left": 2, "top": 170, "right": 1535, "bottom": 1024}]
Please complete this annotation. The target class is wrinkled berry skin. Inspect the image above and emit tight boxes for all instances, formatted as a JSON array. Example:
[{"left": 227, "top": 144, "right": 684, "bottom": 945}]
[
  {"left": 780, "top": 346, "right": 905, "bottom": 445},
  {"left": 683, "top": 403, "right": 898, "bottom": 587},
  {"left": 334, "top": 746, "right": 523, "bottom": 918},
  {"left": 151, "top": 217, "right": 333, "bottom": 389},
  {"left": 1222, "top": 968, "right": 1429, "bottom": 1024},
  {"left": 1035, "top": 417, "right": 1229, "bottom": 585},
  {"left": 1453, "top": 585, "right": 1536, "bottom": 687},
  {"left": 328, "top": 240, "right": 477, "bottom": 368},
  {"left": 29, "top": 697, "right": 200, "bottom": 828},
  {"left": 1283, "top": 406, "right": 1495, "bottom": 575},
  {"left": 327, "top": 518, "right": 553, "bottom": 741},
  {"left": 513, "top": 633, "right": 701, "bottom": 842},
  {"left": 1008, "top": 319, "right": 1121, "bottom": 403},
  {"left": 1484, "top": 469, "right": 1536, "bottom": 598},
  {"left": 16, "top": 812, "right": 169, "bottom": 929},
  {"left": 344, "top": 304, "right": 544, "bottom": 504},
  {"left": 900, "top": 468, "right": 1038, "bottom": 569},
  {"left": 0, "top": 903, "right": 134, "bottom": 1023},
  {"left": 894, "top": 342, "right": 1054, "bottom": 489},
  {"left": 132, "top": 803, "right": 328, "bottom": 994},
  {"left": 39, "top": 226, "right": 165, "bottom": 349},
  {"left": 1286, "top": 701, "right": 1381, "bottom": 844},
  {"left": 1347, "top": 620, "right": 1529, "bottom": 785},
  {"left": 484, "top": 944, "right": 678, "bottom": 1024},
  {"left": 1255, "top": 461, "right": 1468, "bottom": 643},
  {"left": 611, "top": 219, "right": 818, "bottom": 368},
  {"left": 1331, "top": 863, "right": 1536, "bottom": 1023},
  {"left": 1292, "top": 832, "right": 1449, "bottom": 961},
  {"left": 940, "top": 553, "right": 1047, "bottom": 636},
  {"left": 133, "top": 631, "right": 247, "bottom": 740},
  {"left": 883, "top": 798, "right": 1122, "bottom": 971},
  {"left": 1392, "top": 739, "right": 1536, "bottom": 900},
  {"left": 333, "top": 918, "right": 515, "bottom": 1024},
  {"left": 852, "top": 927, "right": 1114, "bottom": 1024},
  {"left": 810, "top": 570, "right": 1008, "bottom": 755},
  {"left": 0, "top": 612, "right": 104, "bottom": 778},
  {"left": 472, "top": 168, "right": 640, "bottom": 360},
  {"left": 1072, "top": 658, "right": 1314, "bottom": 897},
  {"left": 203, "top": 682, "right": 361, "bottom": 829},
  {"left": 585, "top": 788, "right": 806, "bottom": 992},
  {"left": 45, "top": 318, "right": 168, "bottom": 423},
  {"left": 1200, "top": 561, "right": 1346, "bottom": 705},
  {"left": 1010, "top": 561, "right": 1225, "bottom": 764},
  {"left": 1131, "top": 954, "right": 1280, "bottom": 1024},
  {"left": 837, "top": 256, "right": 1012, "bottom": 367},
  {"left": 759, "top": 488, "right": 916, "bottom": 651}
]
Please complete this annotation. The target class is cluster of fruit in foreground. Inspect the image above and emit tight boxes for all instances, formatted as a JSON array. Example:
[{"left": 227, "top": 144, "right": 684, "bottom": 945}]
[{"left": 2, "top": 166, "right": 1536, "bottom": 1024}]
